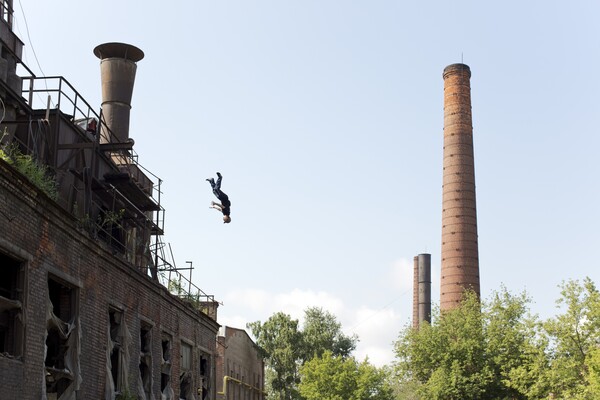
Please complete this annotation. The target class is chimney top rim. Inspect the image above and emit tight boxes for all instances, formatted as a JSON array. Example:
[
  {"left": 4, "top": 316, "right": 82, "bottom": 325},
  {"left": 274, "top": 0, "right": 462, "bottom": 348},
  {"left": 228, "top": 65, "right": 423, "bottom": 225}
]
[
  {"left": 94, "top": 42, "right": 144, "bottom": 62},
  {"left": 443, "top": 63, "right": 471, "bottom": 79}
]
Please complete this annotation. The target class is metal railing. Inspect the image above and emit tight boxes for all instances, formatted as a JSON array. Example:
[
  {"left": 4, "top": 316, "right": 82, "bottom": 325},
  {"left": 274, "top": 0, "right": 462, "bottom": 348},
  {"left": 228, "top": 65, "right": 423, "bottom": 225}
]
[
  {"left": 19, "top": 75, "right": 164, "bottom": 229},
  {"left": 21, "top": 76, "right": 98, "bottom": 129},
  {"left": 152, "top": 239, "right": 216, "bottom": 309}
]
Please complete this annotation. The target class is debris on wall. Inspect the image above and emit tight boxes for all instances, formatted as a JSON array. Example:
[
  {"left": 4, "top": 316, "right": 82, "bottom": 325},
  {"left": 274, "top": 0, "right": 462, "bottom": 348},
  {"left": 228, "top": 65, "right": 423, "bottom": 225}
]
[
  {"left": 105, "top": 309, "right": 132, "bottom": 399},
  {"left": 137, "top": 325, "right": 154, "bottom": 400},
  {"left": 43, "top": 288, "right": 81, "bottom": 400},
  {"left": 179, "top": 370, "right": 196, "bottom": 400},
  {"left": 161, "top": 336, "right": 174, "bottom": 400}
]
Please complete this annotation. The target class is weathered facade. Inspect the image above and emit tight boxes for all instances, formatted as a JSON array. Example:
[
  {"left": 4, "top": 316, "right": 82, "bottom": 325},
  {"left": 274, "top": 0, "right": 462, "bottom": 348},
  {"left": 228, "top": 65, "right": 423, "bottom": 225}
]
[
  {"left": 0, "top": 2, "right": 220, "bottom": 399},
  {"left": 215, "top": 326, "right": 265, "bottom": 400}
]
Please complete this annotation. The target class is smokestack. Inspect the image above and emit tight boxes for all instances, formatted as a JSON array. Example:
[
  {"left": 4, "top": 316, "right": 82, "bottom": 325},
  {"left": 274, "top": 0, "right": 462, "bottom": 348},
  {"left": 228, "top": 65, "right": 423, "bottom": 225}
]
[
  {"left": 93, "top": 42, "right": 144, "bottom": 144},
  {"left": 413, "top": 254, "right": 431, "bottom": 328},
  {"left": 440, "top": 63, "right": 480, "bottom": 311},
  {"left": 412, "top": 256, "right": 418, "bottom": 329},
  {"left": 417, "top": 253, "right": 431, "bottom": 324}
]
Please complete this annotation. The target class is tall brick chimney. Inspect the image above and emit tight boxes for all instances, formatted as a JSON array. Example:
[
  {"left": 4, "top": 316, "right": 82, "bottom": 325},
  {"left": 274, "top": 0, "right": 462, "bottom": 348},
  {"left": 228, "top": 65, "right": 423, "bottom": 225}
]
[{"left": 440, "top": 63, "right": 480, "bottom": 311}]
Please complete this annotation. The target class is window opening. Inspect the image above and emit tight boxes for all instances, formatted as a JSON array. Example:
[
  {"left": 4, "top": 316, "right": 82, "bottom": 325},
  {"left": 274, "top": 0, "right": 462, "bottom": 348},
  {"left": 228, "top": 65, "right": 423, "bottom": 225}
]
[
  {"left": 160, "top": 335, "right": 174, "bottom": 399},
  {"left": 107, "top": 308, "right": 131, "bottom": 398},
  {"left": 179, "top": 341, "right": 194, "bottom": 400},
  {"left": 138, "top": 323, "right": 152, "bottom": 400},
  {"left": 45, "top": 276, "right": 80, "bottom": 399},
  {"left": 199, "top": 353, "right": 210, "bottom": 400},
  {"left": 0, "top": 253, "right": 23, "bottom": 358}
]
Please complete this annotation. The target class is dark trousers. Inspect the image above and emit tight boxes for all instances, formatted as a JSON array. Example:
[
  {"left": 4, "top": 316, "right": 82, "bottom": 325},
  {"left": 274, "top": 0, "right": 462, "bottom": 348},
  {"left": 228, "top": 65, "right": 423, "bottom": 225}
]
[{"left": 208, "top": 175, "right": 223, "bottom": 200}]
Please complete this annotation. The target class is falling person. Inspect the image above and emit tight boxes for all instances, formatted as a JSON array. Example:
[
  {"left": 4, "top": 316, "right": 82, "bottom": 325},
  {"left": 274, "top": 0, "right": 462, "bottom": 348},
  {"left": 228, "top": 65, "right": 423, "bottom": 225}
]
[{"left": 206, "top": 172, "right": 231, "bottom": 223}]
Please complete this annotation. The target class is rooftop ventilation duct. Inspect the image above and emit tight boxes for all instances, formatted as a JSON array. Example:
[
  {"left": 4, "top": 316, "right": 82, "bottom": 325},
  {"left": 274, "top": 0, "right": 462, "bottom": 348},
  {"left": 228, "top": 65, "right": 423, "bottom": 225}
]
[{"left": 93, "top": 42, "right": 144, "bottom": 145}]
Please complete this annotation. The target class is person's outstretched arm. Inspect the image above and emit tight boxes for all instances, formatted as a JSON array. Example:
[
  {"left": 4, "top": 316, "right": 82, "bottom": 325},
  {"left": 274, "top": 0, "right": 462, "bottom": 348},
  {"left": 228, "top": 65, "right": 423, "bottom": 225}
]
[{"left": 209, "top": 202, "right": 223, "bottom": 212}]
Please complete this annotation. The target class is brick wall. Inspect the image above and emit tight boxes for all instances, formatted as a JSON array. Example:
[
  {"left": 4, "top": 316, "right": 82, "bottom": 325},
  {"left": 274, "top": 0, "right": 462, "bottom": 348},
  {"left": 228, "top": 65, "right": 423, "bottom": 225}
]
[{"left": 0, "top": 159, "right": 220, "bottom": 399}]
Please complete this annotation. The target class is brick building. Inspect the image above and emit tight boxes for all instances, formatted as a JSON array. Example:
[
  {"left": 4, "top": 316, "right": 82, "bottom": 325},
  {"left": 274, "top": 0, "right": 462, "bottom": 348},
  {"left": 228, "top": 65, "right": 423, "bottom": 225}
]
[
  {"left": 0, "top": 2, "right": 221, "bottom": 399},
  {"left": 215, "top": 326, "right": 265, "bottom": 400}
]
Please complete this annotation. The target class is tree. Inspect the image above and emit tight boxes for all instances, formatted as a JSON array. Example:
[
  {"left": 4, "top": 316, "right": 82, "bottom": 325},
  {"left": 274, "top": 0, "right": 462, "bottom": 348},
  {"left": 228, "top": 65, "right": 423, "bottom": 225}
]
[
  {"left": 484, "top": 288, "right": 546, "bottom": 399},
  {"left": 247, "top": 312, "right": 304, "bottom": 400},
  {"left": 301, "top": 307, "right": 357, "bottom": 362},
  {"left": 298, "top": 351, "right": 394, "bottom": 400},
  {"left": 395, "top": 291, "right": 491, "bottom": 399},
  {"left": 298, "top": 351, "right": 357, "bottom": 400},
  {"left": 248, "top": 307, "right": 359, "bottom": 399},
  {"left": 355, "top": 360, "right": 395, "bottom": 400},
  {"left": 394, "top": 289, "right": 541, "bottom": 399},
  {"left": 541, "top": 278, "right": 600, "bottom": 399},
  {"left": 586, "top": 347, "right": 600, "bottom": 398}
]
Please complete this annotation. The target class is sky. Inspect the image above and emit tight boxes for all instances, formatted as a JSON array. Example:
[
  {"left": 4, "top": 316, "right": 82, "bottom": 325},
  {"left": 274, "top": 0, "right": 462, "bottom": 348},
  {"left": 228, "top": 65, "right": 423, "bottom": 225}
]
[{"left": 15, "top": 0, "right": 600, "bottom": 367}]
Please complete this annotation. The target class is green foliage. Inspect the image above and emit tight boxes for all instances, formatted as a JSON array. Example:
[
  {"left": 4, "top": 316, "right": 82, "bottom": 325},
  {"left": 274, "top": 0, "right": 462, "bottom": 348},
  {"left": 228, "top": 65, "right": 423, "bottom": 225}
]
[
  {"left": 301, "top": 307, "right": 357, "bottom": 362},
  {"left": 355, "top": 359, "right": 395, "bottom": 400},
  {"left": 394, "top": 289, "right": 538, "bottom": 400},
  {"left": 542, "top": 278, "right": 600, "bottom": 399},
  {"left": 299, "top": 351, "right": 358, "bottom": 400},
  {"left": 484, "top": 288, "right": 543, "bottom": 398},
  {"left": 394, "top": 279, "right": 600, "bottom": 400},
  {"left": 168, "top": 278, "right": 186, "bottom": 296},
  {"left": 587, "top": 347, "right": 600, "bottom": 398},
  {"left": 0, "top": 142, "right": 58, "bottom": 200},
  {"left": 98, "top": 208, "right": 125, "bottom": 228},
  {"left": 298, "top": 351, "right": 394, "bottom": 400},
  {"left": 247, "top": 307, "right": 360, "bottom": 400},
  {"left": 247, "top": 312, "right": 304, "bottom": 400},
  {"left": 0, "top": 148, "right": 9, "bottom": 162}
]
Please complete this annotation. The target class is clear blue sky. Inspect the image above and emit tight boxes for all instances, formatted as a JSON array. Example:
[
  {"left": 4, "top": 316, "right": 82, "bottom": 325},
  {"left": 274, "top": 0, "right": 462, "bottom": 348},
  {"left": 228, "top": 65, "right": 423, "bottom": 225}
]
[{"left": 18, "top": 0, "right": 600, "bottom": 366}]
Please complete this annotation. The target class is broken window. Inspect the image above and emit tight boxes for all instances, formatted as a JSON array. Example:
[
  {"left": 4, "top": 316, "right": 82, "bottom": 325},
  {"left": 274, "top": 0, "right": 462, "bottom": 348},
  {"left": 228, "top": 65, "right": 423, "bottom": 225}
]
[
  {"left": 199, "top": 353, "right": 210, "bottom": 400},
  {"left": 179, "top": 341, "right": 195, "bottom": 400},
  {"left": 161, "top": 334, "right": 174, "bottom": 399},
  {"left": 137, "top": 322, "right": 152, "bottom": 400},
  {"left": 45, "top": 276, "right": 81, "bottom": 400},
  {"left": 0, "top": 253, "right": 23, "bottom": 358},
  {"left": 106, "top": 308, "right": 131, "bottom": 399}
]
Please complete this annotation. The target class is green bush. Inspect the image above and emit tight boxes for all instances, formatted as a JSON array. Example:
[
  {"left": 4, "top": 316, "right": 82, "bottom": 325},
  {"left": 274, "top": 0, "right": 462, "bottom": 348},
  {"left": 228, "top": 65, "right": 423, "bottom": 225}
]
[{"left": 0, "top": 143, "right": 58, "bottom": 201}]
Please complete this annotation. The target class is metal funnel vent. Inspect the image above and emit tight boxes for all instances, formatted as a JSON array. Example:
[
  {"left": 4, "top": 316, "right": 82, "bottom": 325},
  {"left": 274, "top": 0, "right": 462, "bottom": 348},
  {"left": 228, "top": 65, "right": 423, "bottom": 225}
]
[{"left": 94, "top": 42, "right": 144, "bottom": 144}]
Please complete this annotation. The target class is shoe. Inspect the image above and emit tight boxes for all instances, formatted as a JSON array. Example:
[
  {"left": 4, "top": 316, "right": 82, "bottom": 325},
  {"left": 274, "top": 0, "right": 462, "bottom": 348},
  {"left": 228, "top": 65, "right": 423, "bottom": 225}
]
[{"left": 216, "top": 172, "right": 222, "bottom": 178}]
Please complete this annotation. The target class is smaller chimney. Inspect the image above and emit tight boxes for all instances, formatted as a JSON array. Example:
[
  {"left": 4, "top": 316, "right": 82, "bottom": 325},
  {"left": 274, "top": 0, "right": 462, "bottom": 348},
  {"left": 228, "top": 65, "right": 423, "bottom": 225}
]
[
  {"left": 413, "top": 253, "right": 431, "bottom": 329},
  {"left": 417, "top": 254, "right": 431, "bottom": 325},
  {"left": 94, "top": 42, "right": 144, "bottom": 145},
  {"left": 412, "top": 256, "right": 418, "bottom": 329}
]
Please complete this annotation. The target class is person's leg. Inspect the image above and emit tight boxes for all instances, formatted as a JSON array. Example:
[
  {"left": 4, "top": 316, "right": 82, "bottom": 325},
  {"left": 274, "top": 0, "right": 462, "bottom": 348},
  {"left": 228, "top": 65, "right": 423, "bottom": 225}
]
[
  {"left": 215, "top": 173, "right": 222, "bottom": 191},
  {"left": 206, "top": 177, "right": 215, "bottom": 189}
]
